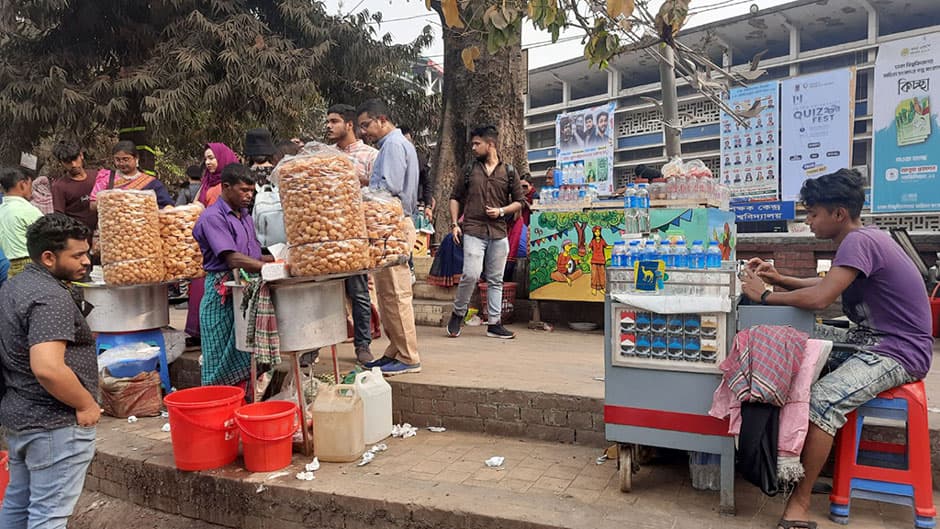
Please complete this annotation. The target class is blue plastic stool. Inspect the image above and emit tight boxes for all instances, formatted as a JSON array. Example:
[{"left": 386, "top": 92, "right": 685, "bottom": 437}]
[{"left": 96, "top": 329, "right": 172, "bottom": 394}]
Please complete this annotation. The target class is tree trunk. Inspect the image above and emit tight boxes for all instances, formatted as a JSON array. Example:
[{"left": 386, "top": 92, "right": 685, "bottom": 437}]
[{"left": 429, "top": 2, "right": 529, "bottom": 239}]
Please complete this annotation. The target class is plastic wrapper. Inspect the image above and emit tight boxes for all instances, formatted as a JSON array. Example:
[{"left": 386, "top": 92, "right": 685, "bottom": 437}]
[
  {"left": 272, "top": 142, "right": 370, "bottom": 277},
  {"left": 362, "top": 189, "right": 411, "bottom": 268},
  {"left": 158, "top": 203, "right": 205, "bottom": 281},
  {"left": 661, "top": 157, "right": 684, "bottom": 179},
  {"left": 98, "top": 189, "right": 165, "bottom": 285},
  {"left": 102, "top": 257, "right": 165, "bottom": 286},
  {"left": 288, "top": 240, "right": 370, "bottom": 277},
  {"left": 100, "top": 371, "right": 163, "bottom": 419}
]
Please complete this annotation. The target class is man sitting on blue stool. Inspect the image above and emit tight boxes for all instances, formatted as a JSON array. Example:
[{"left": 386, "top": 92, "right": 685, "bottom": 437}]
[{"left": 740, "top": 169, "right": 933, "bottom": 529}]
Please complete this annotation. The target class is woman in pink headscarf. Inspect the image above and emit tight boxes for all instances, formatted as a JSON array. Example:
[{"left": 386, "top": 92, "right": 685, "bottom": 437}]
[
  {"left": 186, "top": 142, "right": 239, "bottom": 342},
  {"left": 197, "top": 143, "right": 239, "bottom": 206}
]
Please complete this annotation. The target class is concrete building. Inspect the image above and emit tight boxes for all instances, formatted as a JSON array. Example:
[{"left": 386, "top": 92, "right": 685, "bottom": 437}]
[{"left": 524, "top": 0, "right": 940, "bottom": 230}]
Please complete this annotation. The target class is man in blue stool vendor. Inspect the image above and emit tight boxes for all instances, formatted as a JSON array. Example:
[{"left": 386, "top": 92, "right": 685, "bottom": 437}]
[
  {"left": 740, "top": 169, "right": 933, "bottom": 529},
  {"left": 193, "top": 163, "right": 272, "bottom": 389}
]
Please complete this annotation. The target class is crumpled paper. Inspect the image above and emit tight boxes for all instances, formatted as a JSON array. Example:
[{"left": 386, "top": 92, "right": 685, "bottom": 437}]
[
  {"left": 427, "top": 426, "right": 446, "bottom": 433},
  {"left": 356, "top": 443, "right": 389, "bottom": 467},
  {"left": 127, "top": 416, "right": 138, "bottom": 423},
  {"left": 161, "top": 423, "right": 171, "bottom": 432},
  {"left": 484, "top": 456, "right": 505, "bottom": 468},
  {"left": 305, "top": 458, "right": 320, "bottom": 472},
  {"left": 295, "top": 471, "right": 315, "bottom": 481},
  {"left": 392, "top": 423, "right": 417, "bottom": 439}
]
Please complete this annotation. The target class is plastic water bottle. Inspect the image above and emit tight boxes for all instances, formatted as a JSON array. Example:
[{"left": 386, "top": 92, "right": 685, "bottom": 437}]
[
  {"left": 627, "top": 240, "right": 640, "bottom": 268},
  {"left": 636, "top": 183, "right": 650, "bottom": 233},
  {"left": 674, "top": 240, "right": 688, "bottom": 268},
  {"left": 623, "top": 184, "right": 637, "bottom": 234},
  {"left": 551, "top": 187, "right": 559, "bottom": 203},
  {"left": 663, "top": 239, "right": 676, "bottom": 268},
  {"left": 645, "top": 236, "right": 658, "bottom": 261},
  {"left": 611, "top": 241, "right": 624, "bottom": 267},
  {"left": 689, "top": 240, "right": 706, "bottom": 270},
  {"left": 706, "top": 240, "right": 722, "bottom": 269}
]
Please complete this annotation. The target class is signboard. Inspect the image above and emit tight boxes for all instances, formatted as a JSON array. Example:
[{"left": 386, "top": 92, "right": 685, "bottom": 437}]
[
  {"left": 720, "top": 81, "right": 780, "bottom": 201},
  {"left": 556, "top": 102, "right": 616, "bottom": 196},
  {"left": 780, "top": 69, "right": 856, "bottom": 201},
  {"left": 730, "top": 201, "right": 796, "bottom": 222},
  {"left": 872, "top": 33, "right": 940, "bottom": 212}
]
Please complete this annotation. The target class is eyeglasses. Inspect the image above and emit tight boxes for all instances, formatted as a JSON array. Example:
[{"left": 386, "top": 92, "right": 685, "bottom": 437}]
[{"left": 358, "top": 119, "right": 373, "bottom": 130}]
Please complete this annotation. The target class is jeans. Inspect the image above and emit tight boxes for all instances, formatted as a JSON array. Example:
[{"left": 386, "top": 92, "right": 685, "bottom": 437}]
[
  {"left": 345, "top": 274, "right": 372, "bottom": 348},
  {"left": 453, "top": 234, "right": 509, "bottom": 325},
  {"left": 0, "top": 425, "right": 97, "bottom": 529}
]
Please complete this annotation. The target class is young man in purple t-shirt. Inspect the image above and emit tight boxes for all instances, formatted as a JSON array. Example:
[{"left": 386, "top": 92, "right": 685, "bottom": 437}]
[{"left": 741, "top": 168, "right": 933, "bottom": 529}]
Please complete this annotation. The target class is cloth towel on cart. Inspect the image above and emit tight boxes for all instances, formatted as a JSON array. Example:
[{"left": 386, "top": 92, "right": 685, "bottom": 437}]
[
  {"left": 709, "top": 326, "right": 831, "bottom": 488},
  {"left": 240, "top": 278, "right": 281, "bottom": 365}
]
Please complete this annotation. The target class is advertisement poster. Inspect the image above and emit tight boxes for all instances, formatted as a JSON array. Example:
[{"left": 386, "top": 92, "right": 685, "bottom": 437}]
[
  {"left": 720, "top": 81, "right": 780, "bottom": 201},
  {"left": 556, "top": 102, "right": 616, "bottom": 196},
  {"left": 528, "top": 208, "right": 734, "bottom": 302},
  {"left": 872, "top": 33, "right": 940, "bottom": 212},
  {"left": 780, "top": 69, "right": 856, "bottom": 201}
]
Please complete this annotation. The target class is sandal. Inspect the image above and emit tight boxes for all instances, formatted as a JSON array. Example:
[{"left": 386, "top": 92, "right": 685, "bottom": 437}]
[{"left": 777, "top": 519, "right": 817, "bottom": 529}]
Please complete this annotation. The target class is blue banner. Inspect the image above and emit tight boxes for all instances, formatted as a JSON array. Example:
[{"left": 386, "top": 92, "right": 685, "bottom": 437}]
[{"left": 730, "top": 201, "right": 796, "bottom": 222}]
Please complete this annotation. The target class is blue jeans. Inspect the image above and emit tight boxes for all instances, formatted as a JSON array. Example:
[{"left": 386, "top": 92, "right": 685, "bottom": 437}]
[
  {"left": 453, "top": 234, "right": 509, "bottom": 325},
  {"left": 345, "top": 274, "right": 372, "bottom": 348},
  {"left": 0, "top": 425, "right": 96, "bottom": 529}
]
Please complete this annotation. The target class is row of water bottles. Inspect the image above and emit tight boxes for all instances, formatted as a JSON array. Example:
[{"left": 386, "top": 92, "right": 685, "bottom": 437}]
[
  {"left": 623, "top": 183, "right": 650, "bottom": 234},
  {"left": 611, "top": 237, "right": 722, "bottom": 269},
  {"left": 538, "top": 184, "right": 598, "bottom": 206}
]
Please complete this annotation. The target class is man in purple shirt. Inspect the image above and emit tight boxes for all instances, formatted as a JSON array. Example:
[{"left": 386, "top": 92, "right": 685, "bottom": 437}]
[
  {"left": 193, "top": 163, "right": 270, "bottom": 387},
  {"left": 741, "top": 169, "right": 933, "bottom": 529}
]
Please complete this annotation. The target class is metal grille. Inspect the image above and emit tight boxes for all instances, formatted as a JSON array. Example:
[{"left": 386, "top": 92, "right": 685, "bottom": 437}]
[
  {"left": 865, "top": 214, "right": 940, "bottom": 231},
  {"left": 617, "top": 99, "right": 720, "bottom": 137}
]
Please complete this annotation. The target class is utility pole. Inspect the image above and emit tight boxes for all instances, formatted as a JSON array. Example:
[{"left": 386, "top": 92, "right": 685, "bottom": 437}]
[{"left": 659, "top": 43, "right": 682, "bottom": 159}]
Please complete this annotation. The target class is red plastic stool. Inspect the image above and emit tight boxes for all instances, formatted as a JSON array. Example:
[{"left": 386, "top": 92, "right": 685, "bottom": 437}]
[{"left": 829, "top": 381, "right": 936, "bottom": 528}]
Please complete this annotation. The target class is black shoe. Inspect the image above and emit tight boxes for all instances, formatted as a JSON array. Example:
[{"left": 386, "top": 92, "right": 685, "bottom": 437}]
[
  {"left": 446, "top": 312, "right": 462, "bottom": 337},
  {"left": 486, "top": 324, "right": 515, "bottom": 339}
]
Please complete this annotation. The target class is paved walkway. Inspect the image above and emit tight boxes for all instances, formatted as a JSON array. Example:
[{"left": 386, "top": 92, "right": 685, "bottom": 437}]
[{"left": 92, "top": 414, "right": 933, "bottom": 529}]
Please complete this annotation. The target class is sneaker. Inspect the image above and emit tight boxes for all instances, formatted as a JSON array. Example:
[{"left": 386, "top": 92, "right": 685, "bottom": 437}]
[
  {"left": 446, "top": 312, "right": 462, "bottom": 337},
  {"left": 363, "top": 356, "right": 396, "bottom": 369},
  {"left": 486, "top": 324, "right": 516, "bottom": 339},
  {"left": 355, "top": 345, "right": 374, "bottom": 365},
  {"left": 380, "top": 360, "right": 422, "bottom": 376}
]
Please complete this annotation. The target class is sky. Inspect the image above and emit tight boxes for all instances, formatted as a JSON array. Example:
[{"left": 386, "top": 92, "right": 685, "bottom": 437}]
[{"left": 323, "top": 0, "right": 796, "bottom": 69}]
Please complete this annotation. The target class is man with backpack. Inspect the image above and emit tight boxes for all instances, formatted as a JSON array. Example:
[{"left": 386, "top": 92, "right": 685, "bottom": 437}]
[{"left": 446, "top": 125, "right": 526, "bottom": 340}]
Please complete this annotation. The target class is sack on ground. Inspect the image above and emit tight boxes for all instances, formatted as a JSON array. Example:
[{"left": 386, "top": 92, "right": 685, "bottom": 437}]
[{"left": 100, "top": 371, "right": 163, "bottom": 418}]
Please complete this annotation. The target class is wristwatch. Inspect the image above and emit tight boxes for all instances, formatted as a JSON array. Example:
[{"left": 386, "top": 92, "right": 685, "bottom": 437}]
[
  {"left": 760, "top": 290, "right": 771, "bottom": 305},
  {"left": 499, "top": 207, "right": 504, "bottom": 216}
]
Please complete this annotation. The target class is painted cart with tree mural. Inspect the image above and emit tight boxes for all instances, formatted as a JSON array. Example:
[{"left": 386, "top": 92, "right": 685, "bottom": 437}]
[{"left": 529, "top": 206, "right": 736, "bottom": 302}]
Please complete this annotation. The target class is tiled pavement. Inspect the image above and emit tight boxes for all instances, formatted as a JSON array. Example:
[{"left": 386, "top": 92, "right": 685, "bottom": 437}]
[{"left": 88, "top": 414, "right": 933, "bottom": 529}]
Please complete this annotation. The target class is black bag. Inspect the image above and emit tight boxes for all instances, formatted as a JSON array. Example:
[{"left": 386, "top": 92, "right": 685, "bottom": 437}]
[{"left": 737, "top": 401, "right": 780, "bottom": 496}]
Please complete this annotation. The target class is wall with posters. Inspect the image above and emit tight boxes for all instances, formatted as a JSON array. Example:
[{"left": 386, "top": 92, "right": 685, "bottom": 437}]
[
  {"left": 872, "top": 33, "right": 940, "bottom": 213},
  {"left": 720, "top": 81, "right": 780, "bottom": 201},
  {"left": 556, "top": 103, "right": 616, "bottom": 196},
  {"left": 780, "top": 69, "right": 856, "bottom": 201}
]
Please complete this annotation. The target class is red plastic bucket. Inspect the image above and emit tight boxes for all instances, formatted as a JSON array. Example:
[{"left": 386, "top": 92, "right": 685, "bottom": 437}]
[
  {"left": 164, "top": 386, "right": 245, "bottom": 471},
  {"left": 235, "top": 401, "right": 299, "bottom": 472},
  {"left": 930, "top": 284, "right": 940, "bottom": 338},
  {"left": 0, "top": 451, "right": 9, "bottom": 505}
]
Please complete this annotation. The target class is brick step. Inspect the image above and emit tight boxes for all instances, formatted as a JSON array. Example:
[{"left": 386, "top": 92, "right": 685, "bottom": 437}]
[
  {"left": 411, "top": 280, "right": 455, "bottom": 301},
  {"left": 412, "top": 298, "right": 452, "bottom": 327},
  {"left": 86, "top": 415, "right": 927, "bottom": 529}
]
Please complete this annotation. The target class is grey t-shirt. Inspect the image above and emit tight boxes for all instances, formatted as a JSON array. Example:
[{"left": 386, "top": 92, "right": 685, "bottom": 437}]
[{"left": 0, "top": 263, "right": 98, "bottom": 432}]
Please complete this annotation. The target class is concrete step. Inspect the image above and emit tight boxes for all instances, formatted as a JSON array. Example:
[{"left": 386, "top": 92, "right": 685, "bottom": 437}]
[
  {"left": 411, "top": 280, "right": 456, "bottom": 301},
  {"left": 412, "top": 298, "right": 452, "bottom": 327},
  {"left": 87, "top": 415, "right": 929, "bottom": 529}
]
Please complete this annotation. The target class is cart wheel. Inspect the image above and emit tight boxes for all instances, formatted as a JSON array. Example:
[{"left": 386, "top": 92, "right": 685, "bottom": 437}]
[{"left": 618, "top": 444, "right": 634, "bottom": 492}]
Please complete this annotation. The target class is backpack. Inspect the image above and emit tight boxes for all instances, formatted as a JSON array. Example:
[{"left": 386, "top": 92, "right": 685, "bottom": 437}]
[
  {"left": 462, "top": 161, "right": 518, "bottom": 200},
  {"left": 252, "top": 184, "right": 286, "bottom": 248}
]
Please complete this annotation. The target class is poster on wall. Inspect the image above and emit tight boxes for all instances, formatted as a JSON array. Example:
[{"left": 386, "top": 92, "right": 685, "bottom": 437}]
[
  {"left": 780, "top": 69, "right": 856, "bottom": 201},
  {"left": 556, "top": 102, "right": 616, "bottom": 196},
  {"left": 720, "top": 81, "right": 780, "bottom": 201},
  {"left": 872, "top": 33, "right": 940, "bottom": 212}
]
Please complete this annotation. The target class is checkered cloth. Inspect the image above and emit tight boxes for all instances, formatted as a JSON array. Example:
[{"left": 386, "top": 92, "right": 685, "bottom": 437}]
[
  {"left": 240, "top": 278, "right": 281, "bottom": 366},
  {"left": 200, "top": 271, "right": 251, "bottom": 386},
  {"left": 721, "top": 325, "right": 808, "bottom": 408}
]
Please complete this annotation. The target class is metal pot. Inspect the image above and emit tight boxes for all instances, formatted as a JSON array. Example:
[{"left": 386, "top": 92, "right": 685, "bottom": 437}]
[
  {"left": 81, "top": 283, "right": 170, "bottom": 333},
  {"left": 230, "top": 279, "right": 347, "bottom": 352}
]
